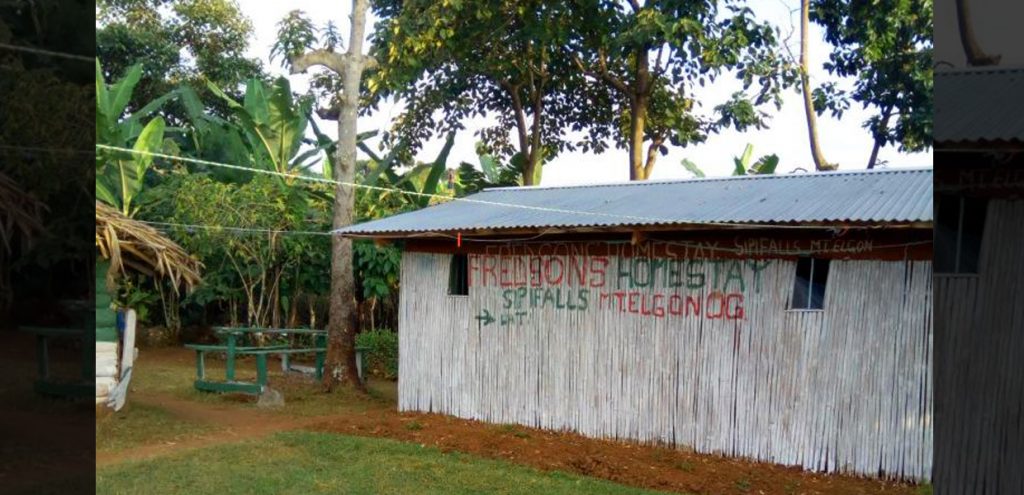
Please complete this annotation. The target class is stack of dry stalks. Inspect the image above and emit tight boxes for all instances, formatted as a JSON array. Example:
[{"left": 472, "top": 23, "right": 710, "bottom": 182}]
[{"left": 95, "top": 201, "right": 202, "bottom": 290}]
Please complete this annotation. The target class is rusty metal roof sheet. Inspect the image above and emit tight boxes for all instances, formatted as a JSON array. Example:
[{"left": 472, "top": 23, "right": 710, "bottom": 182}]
[{"left": 336, "top": 167, "right": 933, "bottom": 236}]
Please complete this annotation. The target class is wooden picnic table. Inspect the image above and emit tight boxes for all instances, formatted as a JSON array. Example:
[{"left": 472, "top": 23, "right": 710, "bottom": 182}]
[{"left": 186, "top": 327, "right": 370, "bottom": 396}]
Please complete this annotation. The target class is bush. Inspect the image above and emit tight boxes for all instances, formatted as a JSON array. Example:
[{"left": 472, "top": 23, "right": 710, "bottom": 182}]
[{"left": 357, "top": 328, "right": 398, "bottom": 380}]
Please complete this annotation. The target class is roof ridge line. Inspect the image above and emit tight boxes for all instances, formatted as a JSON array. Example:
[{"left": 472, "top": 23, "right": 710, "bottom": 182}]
[{"left": 483, "top": 167, "right": 933, "bottom": 193}]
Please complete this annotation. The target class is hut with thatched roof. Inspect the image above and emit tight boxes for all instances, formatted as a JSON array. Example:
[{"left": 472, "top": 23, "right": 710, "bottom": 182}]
[{"left": 95, "top": 201, "right": 202, "bottom": 409}]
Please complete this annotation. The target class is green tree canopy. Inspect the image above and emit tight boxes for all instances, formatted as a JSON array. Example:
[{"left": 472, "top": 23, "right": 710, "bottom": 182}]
[
  {"left": 811, "top": 0, "right": 933, "bottom": 168},
  {"left": 97, "top": 0, "right": 265, "bottom": 122},
  {"left": 368, "top": 0, "right": 609, "bottom": 185},
  {"left": 568, "top": 0, "right": 796, "bottom": 180}
]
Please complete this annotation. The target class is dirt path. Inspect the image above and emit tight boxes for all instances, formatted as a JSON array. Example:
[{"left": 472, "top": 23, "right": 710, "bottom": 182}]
[{"left": 96, "top": 391, "right": 362, "bottom": 467}]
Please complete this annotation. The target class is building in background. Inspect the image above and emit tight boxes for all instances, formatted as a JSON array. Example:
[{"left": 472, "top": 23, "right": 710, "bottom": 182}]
[
  {"left": 933, "top": 67, "right": 1024, "bottom": 494},
  {"left": 339, "top": 168, "right": 934, "bottom": 481}
]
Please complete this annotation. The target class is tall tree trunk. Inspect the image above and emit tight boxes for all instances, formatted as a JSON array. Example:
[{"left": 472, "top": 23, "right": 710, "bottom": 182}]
[
  {"left": 628, "top": 94, "right": 648, "bottom": 180},
  {"left": 290, "top": 0, "right": 374, "bottom": 392},
  {"left": 324, "top": 0, "right": 370, "bottom": 392},
  {"left": 866, "top": 105, "right": 893, "bottom": 169},
  {"left": 525, "top": 89, "right": 544, "bottom": 186},
  {"left": 501, "top": 80, "right": 541, "bottom": 186},
  {"left": 287, "top": 287, "right": 301, "bottom": 328},
  {"left": 643, "top": 136, "right": 664, "bottom": 180},
  {"left": 628, "top": 48, "right": 651, "bottom": 181},
  {"left": 799, "top": 0, "right": 835, "bottom": 171},
  {"left": 955, "top": 0, "right": 1000, "bottom": 66}
]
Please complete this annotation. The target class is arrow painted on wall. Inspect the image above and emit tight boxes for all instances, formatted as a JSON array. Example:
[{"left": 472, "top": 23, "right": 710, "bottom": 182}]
[{"left": 475, "top": 309, "right": 495, "bottom": 326}]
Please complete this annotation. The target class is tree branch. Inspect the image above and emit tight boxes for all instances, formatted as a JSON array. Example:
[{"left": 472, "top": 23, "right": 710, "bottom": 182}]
[
  {"left": 499, "top": 79, "right": 530, "bottom": 155},
  {"left": 652, "top": 44, "right": 666, "bottom": 78},
  {"left": 290, "top": 49, "right": 347, "bottom": 75},
  {"left": 290, "top": 50, "right": 378, "bottom": 75},
  {"left": 643, "top": 135, "right": 664, "bottom": 179},
  {"left": 572, "top": 52, "right": 629, "bottom": 95}
]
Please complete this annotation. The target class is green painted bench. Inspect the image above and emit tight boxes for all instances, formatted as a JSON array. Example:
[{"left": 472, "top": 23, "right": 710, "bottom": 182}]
[
  {"left": 185, "top": 327, "right": 370, "bottom": 396},
  {"left": 19, "top": 299, "right": 95, "bottom": 398},
  {"left": 185, "top": 343, "right": 326, "bottom": 395}
]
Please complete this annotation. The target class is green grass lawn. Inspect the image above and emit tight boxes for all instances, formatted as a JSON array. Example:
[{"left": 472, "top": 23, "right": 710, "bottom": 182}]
[
  {"left": 96, "top": 430, "right": 671, "bottom": 495},
  {"left": 96, "top": 401, "right": 214, "bottom": 452},
  {"left": 131, "top": 351, "right": 396, "bottom": 417}
]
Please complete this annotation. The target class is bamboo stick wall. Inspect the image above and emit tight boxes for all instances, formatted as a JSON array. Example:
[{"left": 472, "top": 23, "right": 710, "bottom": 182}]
[
  {"left": 398, "top": 247, "right": 933, "bottom": 481},
  {"left": 933, "top": 200, "right": 1024, "bottom": 494}
]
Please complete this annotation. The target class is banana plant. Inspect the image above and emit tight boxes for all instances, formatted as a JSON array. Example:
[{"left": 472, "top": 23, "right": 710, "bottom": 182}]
[
  {"left": 174, "top": 84, "right": 258, "bottom": 183},
  {"left": 96, "top": 61, "right": 172, "bottom": 217},
  {"left": 732, "top": 143, "right": 779, "bottom": 175},
  {"left": 681, "top": 143, "right": 780, "bottom": 178},
  {"left": 206, "top": 77, "right": 326, "bottom": 183},
  {"left": 356, "top": 132, "right": 455, "bottom": 208},
  {"left": 456, "top": 143, "right": 524, "bottom": 195}
]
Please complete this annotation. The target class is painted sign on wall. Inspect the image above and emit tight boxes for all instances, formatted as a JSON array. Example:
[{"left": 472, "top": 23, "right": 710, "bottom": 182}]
[{"left": 469, "top": 243, "right": 776, "bottom": 326}]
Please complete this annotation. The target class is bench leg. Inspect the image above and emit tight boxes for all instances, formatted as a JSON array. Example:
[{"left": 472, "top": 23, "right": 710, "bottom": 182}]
[
  {"left": 225, "top": 335, "right": 236, "bottom": 382},
  {"left": 196, "top": 351, "right": 205, "bottom": 380},
  {"left": 256, "top": 354, "right": 268, "bottom": 388},
  {"left": 315, "top": 334, "right": 325, "bottom": 380}
]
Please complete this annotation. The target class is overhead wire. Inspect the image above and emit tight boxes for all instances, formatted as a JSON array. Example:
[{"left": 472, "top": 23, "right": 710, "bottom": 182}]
[
  {"left": 138, "top": 220, "right": 333, "bottom": 237},
  {"left": 96, "top": 144, "right": 675, "bottom": 225},
  {"left": 96, "top": 144, "right": 925, "bottom": 233},
  {"left": 0, "top": 42, "right": 94, "bottom": 62},
  {"left": 0, "top": 40, "right": 929, "bottom": 249}
]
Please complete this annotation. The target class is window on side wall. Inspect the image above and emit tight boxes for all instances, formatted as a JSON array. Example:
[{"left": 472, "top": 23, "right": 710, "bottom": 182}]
[
  {"left": 935, "top": 194, "right": 987, "bottom": 275},
  {"left": 790, "top": 257, "right": 830, "bottom": 310},
  {"left": 448, "top": 254, "right": 469, "bottom": 296}
]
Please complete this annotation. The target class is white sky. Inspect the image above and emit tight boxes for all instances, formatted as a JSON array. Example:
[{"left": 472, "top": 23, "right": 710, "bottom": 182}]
[{"left": 237, "top": 0, "right": 933, "bottom": 185}]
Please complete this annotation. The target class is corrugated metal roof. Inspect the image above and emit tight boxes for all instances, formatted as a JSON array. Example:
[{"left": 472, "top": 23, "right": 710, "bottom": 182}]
[
  {"left": 935, "top": 67, "right": 1024, "bottom": 144},
  {"left": 337, "top": 168, "right": 933, "bottom": 236}
]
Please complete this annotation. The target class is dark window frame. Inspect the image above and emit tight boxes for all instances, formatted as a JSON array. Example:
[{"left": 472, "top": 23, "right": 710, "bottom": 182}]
[
  {"left": 789, "top": 257, "right": 830, "bottom": 311},
  {"left": 934, "top": 194, "right": 987, "bottom": 275},
  {"left": 448, "top": 254, "right": 469, "bottom": 296}
]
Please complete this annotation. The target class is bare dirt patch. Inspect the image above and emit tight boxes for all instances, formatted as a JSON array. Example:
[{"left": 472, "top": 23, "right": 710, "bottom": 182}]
[{"left": 307, "top": 411, "right": 919, "bottom": 495}]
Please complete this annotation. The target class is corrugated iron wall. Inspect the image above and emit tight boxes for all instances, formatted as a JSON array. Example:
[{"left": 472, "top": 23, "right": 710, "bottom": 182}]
[
  {"left": 398, "top": 248, "right": 933, "bottom": 481},
  {"left": 933, "top": 199, "right": 1024, "bottom": 494}
]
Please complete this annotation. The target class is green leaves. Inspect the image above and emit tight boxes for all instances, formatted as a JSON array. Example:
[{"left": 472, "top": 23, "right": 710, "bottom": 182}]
[
  {"left": 97, "top": 117, "right": 166, "bottom": 217},
  {"left": 369, "top": 0, "right": 591, "bottom": 185},
  {"left": 96, "top": 59, "right": 172, "bottom": 217},
  {"left": 749, "top": 154, "right": 779, "bottom": 175},
  {"left": 731, "top": 143, "right": 779, "bottom": 176},
  {"left": 206, "top": 77, "right": 320, "bottom": 181},
  {"left": 418, "top": 132, "right": 456, "bottom": 206},
  {"left": 682, "top": 143, "right": 780, "bottom": 178},
  {"left": 270, "top": 10, "right": 319, "bottom": 68},
  {"left": 810, "top": 0, "right": 932, "bottom": 160},
  {"left": 456, "top": 142, "right": 524, "bottom": 195},
  {"left": 733, "top": 143, "right": 755, "bottom": 175},
  {"left": 353, "top": 241, "right": 401, "bottom": 301},
  {"left": 680, "top": 158, "right": 705, "bottom": 179},
  {"left": 564, "top": 0, "right": 791, "bottom": 177}
]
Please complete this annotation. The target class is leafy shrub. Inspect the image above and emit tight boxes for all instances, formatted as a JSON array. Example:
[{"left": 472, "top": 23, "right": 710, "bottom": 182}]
[{"left": 357, "top": 328, "right": 398, "bottom": 380}]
